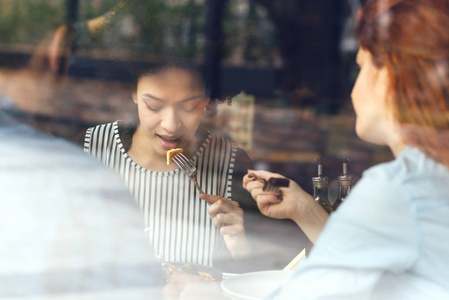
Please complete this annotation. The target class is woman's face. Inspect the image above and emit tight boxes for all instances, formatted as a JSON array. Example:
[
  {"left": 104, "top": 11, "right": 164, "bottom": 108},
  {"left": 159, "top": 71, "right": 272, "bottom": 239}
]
[
  {"left": 351, "top": 48, "right": 392, "bottom": 145},
  {"left": 133, "top": 67, "right": 208, "bottom": 157}
]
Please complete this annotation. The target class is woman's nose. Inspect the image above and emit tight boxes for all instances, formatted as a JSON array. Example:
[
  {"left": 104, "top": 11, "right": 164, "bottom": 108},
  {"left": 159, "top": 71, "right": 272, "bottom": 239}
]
[{"left": 160, "top": 108, "right": 180, "bottom": 133}]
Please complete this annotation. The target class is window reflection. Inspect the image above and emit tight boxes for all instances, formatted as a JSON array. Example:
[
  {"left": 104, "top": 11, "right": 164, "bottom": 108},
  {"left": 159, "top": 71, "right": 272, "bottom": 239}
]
[{"left": 0, "top": 0, "right": 395, "bottom": 293}]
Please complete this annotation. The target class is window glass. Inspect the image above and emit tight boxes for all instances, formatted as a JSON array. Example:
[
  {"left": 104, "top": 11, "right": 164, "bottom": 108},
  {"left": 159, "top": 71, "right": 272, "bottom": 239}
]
[{"left": 0, "top": 0, "right": 393, "bottom": 277}]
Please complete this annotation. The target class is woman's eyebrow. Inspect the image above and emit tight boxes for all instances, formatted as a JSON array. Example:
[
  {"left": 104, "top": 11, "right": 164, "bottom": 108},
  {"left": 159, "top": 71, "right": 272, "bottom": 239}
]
[
  {"left": 142, "top": 93, "right": 205, "bottom": 102},
  {"left": 141, "top": 93, "right": 163, "bottom": 101},
  {"left": 180, "top": 95, "right": 205, "bottom": 102}
]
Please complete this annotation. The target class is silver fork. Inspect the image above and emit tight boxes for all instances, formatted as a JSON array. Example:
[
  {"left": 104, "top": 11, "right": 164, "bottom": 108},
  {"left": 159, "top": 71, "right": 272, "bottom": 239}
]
[{"left": 171, "top": 152, "right": 205, "bottom": 194}]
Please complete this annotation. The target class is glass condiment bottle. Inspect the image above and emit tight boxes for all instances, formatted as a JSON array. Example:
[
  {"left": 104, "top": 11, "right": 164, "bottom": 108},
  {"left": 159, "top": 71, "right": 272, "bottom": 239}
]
[
  {"left": 312, "top": 157, "right": 333, "bottom": 214},
  {"left": 333, "top": 158, "right": 354, "bottom": 211}
]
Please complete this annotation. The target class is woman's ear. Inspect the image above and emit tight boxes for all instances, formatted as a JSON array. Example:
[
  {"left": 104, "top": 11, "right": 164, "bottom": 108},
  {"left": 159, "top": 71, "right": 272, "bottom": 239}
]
[
  {"left": 203, "top": 98, "right": 218, "bottom": 118},
  {"left": 132, "top": 92, "right": 137, "bottom": 104},
  {"left": 204, "top": 97, "right": 211, "bottom": 108}
]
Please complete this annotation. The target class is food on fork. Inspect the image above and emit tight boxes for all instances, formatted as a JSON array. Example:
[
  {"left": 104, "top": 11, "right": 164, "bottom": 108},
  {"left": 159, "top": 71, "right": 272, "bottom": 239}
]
[{"left": 167, "top": 148, "right": 183, "bottom": 166}]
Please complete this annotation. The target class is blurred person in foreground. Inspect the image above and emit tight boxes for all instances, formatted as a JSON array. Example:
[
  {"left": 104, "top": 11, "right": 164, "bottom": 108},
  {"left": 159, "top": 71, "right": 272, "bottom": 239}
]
[
  {"left": 244, "top": 0, "right": 449, "bottom": 298},
  {"left": 0, "top": 103, "right": 163, "bottom": 298}
]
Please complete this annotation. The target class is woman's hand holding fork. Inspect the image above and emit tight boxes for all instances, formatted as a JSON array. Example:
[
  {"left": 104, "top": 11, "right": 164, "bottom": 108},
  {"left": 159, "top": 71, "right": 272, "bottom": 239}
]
[{"left": 199, "top": 194, "right": 251, "bottom": 259}]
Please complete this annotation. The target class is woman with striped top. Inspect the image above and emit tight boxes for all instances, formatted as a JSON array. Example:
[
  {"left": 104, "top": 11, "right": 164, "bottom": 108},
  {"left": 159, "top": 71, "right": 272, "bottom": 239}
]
[{"left": 83, "top": 64, "right": 254, "bottom": 271}]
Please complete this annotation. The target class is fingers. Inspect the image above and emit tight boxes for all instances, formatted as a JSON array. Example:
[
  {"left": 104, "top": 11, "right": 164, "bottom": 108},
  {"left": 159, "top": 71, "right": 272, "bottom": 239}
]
[
  {"left": 219, "top": 223, "right": 244, "bottom": 236},
  {"left": 245, "top": 179, "right": 265, "bottom": 196},
  {"left": 199, "top": 194, "right": 242, "bottom": 218},
  {"left": 244, "top": 174, "right": 272, "bottom": 196},
  {"left": 247, "top": 169, "right": 283, "bottom": 179},
  {"left": 248, "top": 182, "right": 282, "bottom": 200},
  {"left": 199, "top": 193, "right": 230, "bottom": 205},
  {"left": 255, "top": 193, "right": 283, "bottom": 209},
  {"left": 243, "top": 170, "right": 263, "bottom": 189},
  {"left": 198, "top": 194, "right": 245, "bottom": 236},
  {"left": 213, "top": 212, "right": 242, "bottom": 227},
  {"left": 244, "top": 169, "right": 285, "bottom": 182},
  {"left": 213, "top": 214, "right": 245, "bottom": 236},
  {"left": 243, "top": 169, "right": 287, "bottom": 191},
  {"left": 209, "top": 199, "right": 242, "bottom": 219}
]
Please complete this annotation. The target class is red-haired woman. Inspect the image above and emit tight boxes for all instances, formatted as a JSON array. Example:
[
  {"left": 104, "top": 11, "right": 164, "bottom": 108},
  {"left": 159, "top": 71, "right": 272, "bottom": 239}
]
[{"left": 244, "top": 0, "right": 449, "bottom": 298}]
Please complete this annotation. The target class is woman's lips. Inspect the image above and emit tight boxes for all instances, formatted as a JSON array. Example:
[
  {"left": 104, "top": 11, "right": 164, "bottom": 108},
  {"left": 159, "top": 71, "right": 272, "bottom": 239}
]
[{"left": 157, "top": 135, "right": 182, "bottom": 150}]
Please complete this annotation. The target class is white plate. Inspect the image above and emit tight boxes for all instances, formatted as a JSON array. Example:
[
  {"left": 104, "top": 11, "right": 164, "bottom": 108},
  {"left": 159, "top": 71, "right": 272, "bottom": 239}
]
[{"left": 221, "top": 270, "right": 292, "bottom": 300}]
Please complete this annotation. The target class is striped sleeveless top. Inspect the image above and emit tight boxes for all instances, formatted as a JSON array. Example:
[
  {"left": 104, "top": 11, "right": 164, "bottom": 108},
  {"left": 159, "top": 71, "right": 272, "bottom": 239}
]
[{"left": 84, "top": 121, "right": 237, "bottom": 267}]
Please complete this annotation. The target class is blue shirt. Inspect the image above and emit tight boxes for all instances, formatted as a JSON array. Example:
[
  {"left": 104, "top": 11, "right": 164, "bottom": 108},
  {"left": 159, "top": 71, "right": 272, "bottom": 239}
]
[
  {"left": 270, "top": 146, "right": 449, "bottom": 299},
  {"left": 0, "top": 112, "right": 163, "bottom": 298}
]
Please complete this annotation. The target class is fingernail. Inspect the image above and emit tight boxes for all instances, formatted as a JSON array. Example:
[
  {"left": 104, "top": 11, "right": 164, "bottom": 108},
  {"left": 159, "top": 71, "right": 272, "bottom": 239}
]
[
  {"left": 248, "top": 173, "right": 255, "bottom": 178},
  {"left": 276, "top": 196, "right": 283, "bottom": 201}
]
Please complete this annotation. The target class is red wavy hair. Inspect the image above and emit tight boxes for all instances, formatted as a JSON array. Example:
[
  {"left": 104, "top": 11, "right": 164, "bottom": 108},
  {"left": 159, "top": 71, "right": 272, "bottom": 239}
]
[{"left": 355, "top": 0, "right": 449, "bottom": 166}]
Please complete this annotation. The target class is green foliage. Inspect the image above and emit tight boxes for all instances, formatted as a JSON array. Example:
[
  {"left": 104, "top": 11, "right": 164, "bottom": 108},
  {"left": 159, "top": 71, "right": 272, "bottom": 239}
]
[
  {"left": 83, "top": 3, "right": 101, "bottom": 20},
  {"left": 223, "top": 0, "right": 276, "bottom": 64},
  {"left": 94, "top": 0, "right": 205, "bottom": 58},
  {"left": 0, "top": 0, "right": 119, "bottom": 45},
  {"left": 0, "top": 0, "right": 64, "bottom": 45},
  {"left": 0, "top": 0, "right": 276, "bottom": 65}
]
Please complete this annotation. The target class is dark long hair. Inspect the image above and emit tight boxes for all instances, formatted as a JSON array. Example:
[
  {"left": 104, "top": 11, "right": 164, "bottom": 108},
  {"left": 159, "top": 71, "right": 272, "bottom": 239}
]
[{"left": 356, "top": 0, "right": 449, "bottom": 166}]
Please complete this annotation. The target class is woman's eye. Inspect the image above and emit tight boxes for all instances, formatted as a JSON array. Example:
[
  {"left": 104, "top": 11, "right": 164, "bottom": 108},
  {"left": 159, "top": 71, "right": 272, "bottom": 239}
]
[
  {"left": 146, "top": 104, "right": 162, "bottom": 111},
  {"left": 181, "top": 104, "right": 198, "bottom": 112}
]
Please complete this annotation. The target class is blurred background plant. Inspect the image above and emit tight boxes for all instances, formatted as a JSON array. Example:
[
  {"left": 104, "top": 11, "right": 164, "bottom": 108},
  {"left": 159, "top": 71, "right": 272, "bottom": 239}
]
[
  {"left": 0, "top": 0, "right": 63, "bottom": 45},
  {"left": 0, "top": 0, "right": 278, "bottom": 65}
]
